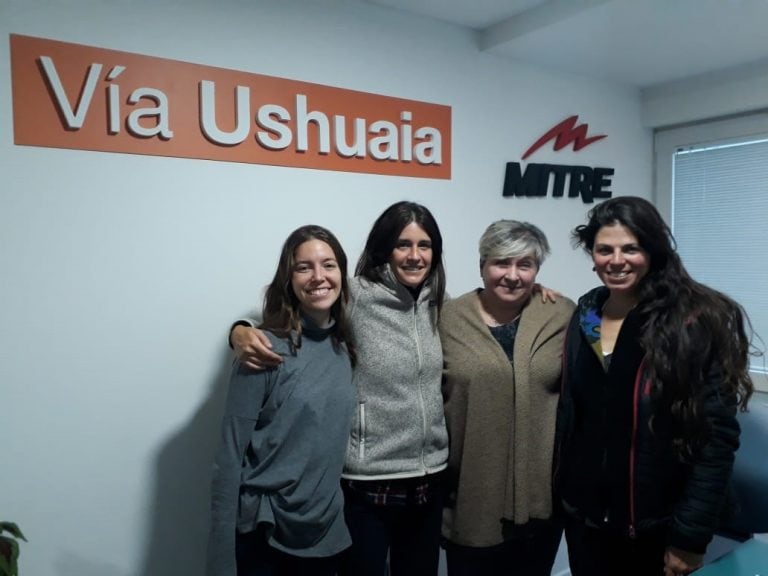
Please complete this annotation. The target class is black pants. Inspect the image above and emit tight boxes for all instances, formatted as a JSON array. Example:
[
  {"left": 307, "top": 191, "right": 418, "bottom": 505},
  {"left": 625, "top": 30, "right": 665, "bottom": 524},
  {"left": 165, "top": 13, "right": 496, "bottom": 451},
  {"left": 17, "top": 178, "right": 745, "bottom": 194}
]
[
  {"left": 564, "top": 519, "right": 666, "bottom": 576},
  {"left": 235, "top": 529, "right": 343, "bottom": 576},
  {"left": 339, "top": 479, "right": 443, "bottom": 576},
  {"left": 444, "top": 520, "right": 562, "bottom": 576}
]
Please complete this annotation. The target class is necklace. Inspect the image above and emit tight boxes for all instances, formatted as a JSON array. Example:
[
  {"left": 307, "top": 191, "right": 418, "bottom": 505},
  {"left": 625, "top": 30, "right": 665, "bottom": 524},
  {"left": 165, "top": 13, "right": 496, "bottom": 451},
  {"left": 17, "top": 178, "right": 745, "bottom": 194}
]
[
  {"left": 602, "top": 295, "right": 637, "bottom": 319},
  {"left": 485, "top": 312, "right": 521, "bottom": 327}
]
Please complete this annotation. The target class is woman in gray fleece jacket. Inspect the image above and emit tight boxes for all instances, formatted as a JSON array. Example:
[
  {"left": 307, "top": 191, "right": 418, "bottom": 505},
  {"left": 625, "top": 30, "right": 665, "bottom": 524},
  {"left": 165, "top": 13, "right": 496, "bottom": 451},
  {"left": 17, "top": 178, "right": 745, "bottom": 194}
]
[{"left": 231, "top": 202, "right": 449, "bottom": 576}]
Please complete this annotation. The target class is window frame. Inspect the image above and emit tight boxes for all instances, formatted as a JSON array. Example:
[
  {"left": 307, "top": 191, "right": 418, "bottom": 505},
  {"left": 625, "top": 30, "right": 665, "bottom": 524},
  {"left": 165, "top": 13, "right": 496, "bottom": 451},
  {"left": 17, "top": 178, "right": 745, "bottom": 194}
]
[{"left": 654, "top": 113, "right": 768, "bottom": 392}]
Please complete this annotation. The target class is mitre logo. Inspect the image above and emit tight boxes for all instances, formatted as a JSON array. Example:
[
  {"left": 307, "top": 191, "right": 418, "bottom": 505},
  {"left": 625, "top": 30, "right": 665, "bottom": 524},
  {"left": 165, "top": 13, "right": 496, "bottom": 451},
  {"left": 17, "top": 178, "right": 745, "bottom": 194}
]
[
  {"left": 503, "top": 115, "right": 613, "bottom": 204},
  {"left": 521, "top": 115, "right": 606, "bottom": 160}
]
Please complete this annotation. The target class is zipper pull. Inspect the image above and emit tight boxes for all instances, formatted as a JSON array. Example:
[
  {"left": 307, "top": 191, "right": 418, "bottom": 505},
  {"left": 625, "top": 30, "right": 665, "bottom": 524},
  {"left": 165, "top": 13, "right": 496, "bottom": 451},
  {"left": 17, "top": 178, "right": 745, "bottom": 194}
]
[{"left": 628, "top": 524, "right": 636, "bottom": 539}]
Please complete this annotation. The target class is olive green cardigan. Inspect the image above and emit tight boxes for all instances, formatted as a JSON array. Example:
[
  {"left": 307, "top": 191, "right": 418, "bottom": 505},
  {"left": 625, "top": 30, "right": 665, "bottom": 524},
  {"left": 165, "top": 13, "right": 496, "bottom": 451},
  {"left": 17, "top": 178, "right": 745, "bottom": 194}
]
[{"left": 440, "top": 290, "right": 574, "bottom": 547}]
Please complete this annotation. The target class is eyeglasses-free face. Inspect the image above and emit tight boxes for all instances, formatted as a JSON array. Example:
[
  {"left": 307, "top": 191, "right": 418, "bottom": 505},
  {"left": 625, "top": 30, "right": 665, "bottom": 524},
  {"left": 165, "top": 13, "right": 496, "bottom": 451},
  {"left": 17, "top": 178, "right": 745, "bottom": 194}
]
[
  {"left": 389, "top": 222, "right": 433, "bottom": 289},
  {"left": 291, "top": 239, "right": 343, "bottom": 326},
  {"left": 592, "top": 223, "right": 650, "bottom": 298}
]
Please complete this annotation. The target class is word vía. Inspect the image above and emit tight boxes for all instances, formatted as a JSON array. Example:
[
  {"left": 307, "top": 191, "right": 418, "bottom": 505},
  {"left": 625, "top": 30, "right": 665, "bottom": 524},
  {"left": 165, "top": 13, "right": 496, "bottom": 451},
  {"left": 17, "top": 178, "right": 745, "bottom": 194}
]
[
  {"left": 503, "top": 162, "right": 614, "bottom": 204},
  {"left": 39, "top": 57, "right": 442, "bottom": 165}
]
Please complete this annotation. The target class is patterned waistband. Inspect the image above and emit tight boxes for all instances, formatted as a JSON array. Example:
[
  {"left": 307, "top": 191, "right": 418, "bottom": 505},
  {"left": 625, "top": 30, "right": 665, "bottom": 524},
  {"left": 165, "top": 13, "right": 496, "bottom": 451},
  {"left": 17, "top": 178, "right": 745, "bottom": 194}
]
[{"left": 342, "top": 472, "right": 443, "bottom": 507}]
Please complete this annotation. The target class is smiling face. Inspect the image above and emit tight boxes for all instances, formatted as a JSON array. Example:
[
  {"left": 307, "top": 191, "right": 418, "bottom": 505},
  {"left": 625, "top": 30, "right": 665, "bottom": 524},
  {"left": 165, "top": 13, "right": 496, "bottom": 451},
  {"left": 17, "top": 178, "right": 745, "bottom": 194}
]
[
  {"left": 592, "top": 223, "right": 650, "bottom": 298},
  {"left": 291, "top": 239, "right": 342, "bottom": 326},
  {"left": 481, "top": 254, "right": 539, "bottom": 310},
  {"left": 389, "top": 222, "right": 433, "bottom": 289}
]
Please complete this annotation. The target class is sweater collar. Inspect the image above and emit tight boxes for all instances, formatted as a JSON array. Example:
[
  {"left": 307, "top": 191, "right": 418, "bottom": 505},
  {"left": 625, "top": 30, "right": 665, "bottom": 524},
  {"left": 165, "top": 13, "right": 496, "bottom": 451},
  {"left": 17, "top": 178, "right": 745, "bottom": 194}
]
[
  {"left": 377, "top": 263, "right": 433, "bottom": 304},
  {"left": 300, "top": 314, "right": 336, "bottom": 341}
]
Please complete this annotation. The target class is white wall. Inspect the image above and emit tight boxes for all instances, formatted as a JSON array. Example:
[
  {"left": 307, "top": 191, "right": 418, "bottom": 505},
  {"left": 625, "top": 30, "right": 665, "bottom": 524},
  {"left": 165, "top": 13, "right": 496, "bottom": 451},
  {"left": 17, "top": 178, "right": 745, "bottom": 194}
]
[
  {"left": 642, "top": 58, "right": 768, "bottom": 128},
  {"left": 0, "top": 1, "right": 652, "bottom": 574}
]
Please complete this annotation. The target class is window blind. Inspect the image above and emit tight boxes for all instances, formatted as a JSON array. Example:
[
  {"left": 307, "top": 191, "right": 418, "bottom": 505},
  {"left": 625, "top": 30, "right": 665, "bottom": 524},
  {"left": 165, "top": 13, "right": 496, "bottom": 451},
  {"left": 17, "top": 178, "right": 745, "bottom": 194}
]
[{"left": 673, "top": 137, "right": 768, "bottom": 374}]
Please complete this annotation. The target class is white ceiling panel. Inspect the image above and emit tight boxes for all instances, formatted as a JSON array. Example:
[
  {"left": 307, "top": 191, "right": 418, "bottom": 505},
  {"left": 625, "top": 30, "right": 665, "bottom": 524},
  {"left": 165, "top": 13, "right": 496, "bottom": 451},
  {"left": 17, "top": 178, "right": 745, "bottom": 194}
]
[{"left": 360, "top": 0, "right": 768, "bottom": 88}]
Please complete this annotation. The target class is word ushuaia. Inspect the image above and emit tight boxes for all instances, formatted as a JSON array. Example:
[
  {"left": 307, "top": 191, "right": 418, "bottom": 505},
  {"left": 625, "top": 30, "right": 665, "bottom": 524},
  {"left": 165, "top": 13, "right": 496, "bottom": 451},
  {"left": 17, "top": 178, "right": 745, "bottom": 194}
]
[{"left": 11, "top": 34, "right": 452, "bottom": 179}]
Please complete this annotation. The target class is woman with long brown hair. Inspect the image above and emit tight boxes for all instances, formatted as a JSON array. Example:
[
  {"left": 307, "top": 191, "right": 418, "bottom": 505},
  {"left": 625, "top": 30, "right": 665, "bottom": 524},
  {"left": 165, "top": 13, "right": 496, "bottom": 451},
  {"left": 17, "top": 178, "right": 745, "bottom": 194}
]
[
  {"left": 207, "top": 225, "right": 356, "bottom": 576},
  {"left": 555, "top": 196, "right": 754, "bottom": 576}
]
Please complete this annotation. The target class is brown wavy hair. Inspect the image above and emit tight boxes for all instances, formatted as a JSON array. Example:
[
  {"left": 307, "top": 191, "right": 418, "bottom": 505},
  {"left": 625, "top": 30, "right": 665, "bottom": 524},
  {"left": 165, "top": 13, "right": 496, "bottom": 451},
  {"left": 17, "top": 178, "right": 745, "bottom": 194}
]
[{"left": 260, "top": 225, "right": 355, "bottom": 364}]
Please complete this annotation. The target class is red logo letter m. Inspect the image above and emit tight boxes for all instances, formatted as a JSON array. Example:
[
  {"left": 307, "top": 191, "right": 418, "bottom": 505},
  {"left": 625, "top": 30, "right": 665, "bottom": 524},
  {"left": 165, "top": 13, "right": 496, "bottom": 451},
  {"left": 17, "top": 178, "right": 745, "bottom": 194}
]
[{"left": 522, "top": 115, "right": 606, "bottom": 160}]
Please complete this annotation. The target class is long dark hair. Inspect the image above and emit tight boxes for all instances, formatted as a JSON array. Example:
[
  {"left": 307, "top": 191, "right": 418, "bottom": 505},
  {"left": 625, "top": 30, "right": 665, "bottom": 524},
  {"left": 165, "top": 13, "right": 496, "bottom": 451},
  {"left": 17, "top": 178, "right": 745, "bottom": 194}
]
[
  {"left": 355, "top": 201, "right": 446, "bottom": 315},
  {"left": 261, "top": 225, "right": 355, "bottom": 363},
  {"left": 573, "top": 196, "right": 754, "bottom": 459}
]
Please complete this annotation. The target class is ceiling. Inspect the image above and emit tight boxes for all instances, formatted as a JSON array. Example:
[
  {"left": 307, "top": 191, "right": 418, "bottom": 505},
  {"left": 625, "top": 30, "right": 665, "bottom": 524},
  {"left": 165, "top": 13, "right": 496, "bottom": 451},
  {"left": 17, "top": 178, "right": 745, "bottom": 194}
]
[{"left": 361, "top": 0, "right": 768, "bottom": 89}]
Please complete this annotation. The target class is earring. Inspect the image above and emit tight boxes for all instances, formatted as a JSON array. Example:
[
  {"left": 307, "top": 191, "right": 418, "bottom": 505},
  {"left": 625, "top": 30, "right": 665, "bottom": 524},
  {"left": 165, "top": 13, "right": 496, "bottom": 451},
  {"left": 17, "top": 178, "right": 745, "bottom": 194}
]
[{"left": 592, "top": 266, "right": 596, "bottom": 271}]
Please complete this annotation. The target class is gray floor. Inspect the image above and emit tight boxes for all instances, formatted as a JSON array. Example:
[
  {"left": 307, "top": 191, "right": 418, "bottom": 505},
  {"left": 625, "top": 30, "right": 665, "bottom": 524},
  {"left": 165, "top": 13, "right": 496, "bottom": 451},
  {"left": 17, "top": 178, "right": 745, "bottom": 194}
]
[
  {"left": 436, "top": 532, "right": 763, "bottom": 575},
  {"left": 436, "top": 535, "right": 570, "bottom": 576}
]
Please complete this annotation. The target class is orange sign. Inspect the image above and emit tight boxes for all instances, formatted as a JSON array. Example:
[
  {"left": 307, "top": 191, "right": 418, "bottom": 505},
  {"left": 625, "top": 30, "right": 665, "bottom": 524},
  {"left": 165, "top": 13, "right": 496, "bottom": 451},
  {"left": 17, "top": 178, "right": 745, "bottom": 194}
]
[{"left": 10, "top": 34, "right": 451, "bottom": 179}]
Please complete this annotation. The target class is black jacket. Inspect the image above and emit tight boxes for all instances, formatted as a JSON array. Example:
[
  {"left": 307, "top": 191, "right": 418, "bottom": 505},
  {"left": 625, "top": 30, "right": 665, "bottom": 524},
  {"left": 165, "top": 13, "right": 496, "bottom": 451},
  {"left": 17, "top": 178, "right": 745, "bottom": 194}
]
[{"left": 554, "top": 287, "right": 740, "bottom": 553}]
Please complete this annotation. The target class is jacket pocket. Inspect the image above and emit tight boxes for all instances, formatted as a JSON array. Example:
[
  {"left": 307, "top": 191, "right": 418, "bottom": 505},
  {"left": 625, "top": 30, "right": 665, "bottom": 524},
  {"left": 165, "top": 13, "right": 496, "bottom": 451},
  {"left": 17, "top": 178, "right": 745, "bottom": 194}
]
[{"left": 357, "top": 401, "right": 366, "bottom": 459}]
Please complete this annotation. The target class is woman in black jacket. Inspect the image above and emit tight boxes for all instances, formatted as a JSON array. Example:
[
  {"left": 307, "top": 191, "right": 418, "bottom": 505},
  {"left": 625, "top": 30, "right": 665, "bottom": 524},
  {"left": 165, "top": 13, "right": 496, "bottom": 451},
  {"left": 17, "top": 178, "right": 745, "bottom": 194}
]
[{"left": 555, "top": 196, "right": 754, "bottom": 576}]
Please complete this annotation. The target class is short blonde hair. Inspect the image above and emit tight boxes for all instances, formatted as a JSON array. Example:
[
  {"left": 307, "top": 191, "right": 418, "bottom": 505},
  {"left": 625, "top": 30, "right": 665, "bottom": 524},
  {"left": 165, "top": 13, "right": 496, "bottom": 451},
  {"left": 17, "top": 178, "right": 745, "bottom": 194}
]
[{"left": 479, "top": 220, "right": 550, "bottom": 268}]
